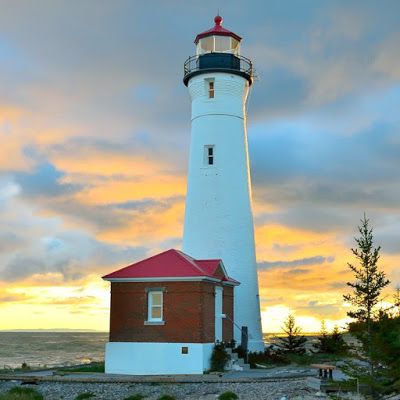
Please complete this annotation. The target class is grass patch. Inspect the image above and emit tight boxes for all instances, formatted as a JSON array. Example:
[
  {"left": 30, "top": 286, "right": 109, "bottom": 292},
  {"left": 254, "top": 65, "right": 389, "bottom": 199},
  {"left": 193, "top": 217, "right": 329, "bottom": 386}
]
[
  {"left": 123, "top": 395, "right": 146, "bottom": 400},
  {"left": 249, "top": 349, "right": 348, "bottom": 369},
  {"left": 218, "top": 391, "right": 238, "bottom": 400},
  {"left": 74, "top": 393, "right": 96, "bottom": 400},
  {"left": 286, "top": 352, "right": 344, "bottom": 366},
  {"left": 0, "top": 387, "right": 43, "bottom": 400},
  {"left": 59, "top": 362, "right": 104, "bottom": 373}
]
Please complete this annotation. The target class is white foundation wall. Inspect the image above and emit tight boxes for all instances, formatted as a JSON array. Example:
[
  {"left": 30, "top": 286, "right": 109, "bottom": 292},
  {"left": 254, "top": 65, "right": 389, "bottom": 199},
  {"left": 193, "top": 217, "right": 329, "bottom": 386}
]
[
  {"left": 183, "top": 72, "right": 264, "bottom": 351},
  {"left": 105, "top": 342, "right": 214, "bottom": 375}
]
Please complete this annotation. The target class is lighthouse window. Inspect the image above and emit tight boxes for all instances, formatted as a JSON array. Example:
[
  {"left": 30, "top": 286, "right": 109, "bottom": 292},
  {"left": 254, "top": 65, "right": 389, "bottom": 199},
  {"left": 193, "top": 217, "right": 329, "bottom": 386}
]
[
  {"left": 215, "top": 36, "right": 231, "bottom": 52},
  {"left": 148, "top": 291, "right": 163, "bottom": 322},
  {"left": 208, "top": 81, "right": 215, "bottom": 98},
  {"left": 204, "top": 145, "right": 214, "bottom": 166}
]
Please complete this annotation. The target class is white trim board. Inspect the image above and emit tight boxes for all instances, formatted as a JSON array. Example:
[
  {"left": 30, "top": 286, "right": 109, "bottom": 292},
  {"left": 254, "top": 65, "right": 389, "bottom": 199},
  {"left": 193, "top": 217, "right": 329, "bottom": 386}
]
[{"left": 103, "top": 276, "right": 239, "bottom": 286}]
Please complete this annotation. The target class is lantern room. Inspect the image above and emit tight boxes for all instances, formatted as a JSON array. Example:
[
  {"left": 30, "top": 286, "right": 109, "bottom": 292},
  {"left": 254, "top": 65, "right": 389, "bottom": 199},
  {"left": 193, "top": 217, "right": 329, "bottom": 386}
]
[
  {"left": 195, "top": 15, "right": 241, "bottom": 56},
  {"left": 183, "top": 15, "right": 253, "bottom": 86}
]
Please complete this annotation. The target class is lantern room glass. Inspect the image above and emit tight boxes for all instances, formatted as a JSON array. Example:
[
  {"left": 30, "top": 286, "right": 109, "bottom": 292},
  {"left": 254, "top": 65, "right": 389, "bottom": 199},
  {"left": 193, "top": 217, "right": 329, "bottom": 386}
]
[{"left": 196, "top": 36, "right": 240, "bottom": 55}]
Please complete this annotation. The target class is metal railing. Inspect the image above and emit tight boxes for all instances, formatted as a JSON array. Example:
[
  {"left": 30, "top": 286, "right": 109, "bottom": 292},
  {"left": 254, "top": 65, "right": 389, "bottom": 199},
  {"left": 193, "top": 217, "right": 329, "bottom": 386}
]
[{"left": 183, "top": 53, "right": 253, "bottom": 79}]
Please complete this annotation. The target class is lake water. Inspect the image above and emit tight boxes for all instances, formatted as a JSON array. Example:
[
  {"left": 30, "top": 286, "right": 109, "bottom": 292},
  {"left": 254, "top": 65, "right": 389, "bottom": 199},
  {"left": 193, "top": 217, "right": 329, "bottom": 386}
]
[{"left": 0, "top": 332, "right": 108, "bottom": 369}]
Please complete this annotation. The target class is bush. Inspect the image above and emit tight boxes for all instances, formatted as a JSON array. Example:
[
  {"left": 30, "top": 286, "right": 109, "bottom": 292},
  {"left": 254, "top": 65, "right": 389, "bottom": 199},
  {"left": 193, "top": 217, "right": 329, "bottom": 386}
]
[
  {"left": 0, "top": 387, "right": 43, "bottom": 400},
  {"left": 74, "top": 393, "right": 96, "bottom": 400},
  {"left": 210, "top": 342, "right": 230, "bottom": 372},
  {"left": 157, "top": 396, "right": 176, "bottom": 400},
  {"left": 218, "top": 391, "right": 238, "bottom": 400},
  {"left": 123, "top": 395, "right": 146, "bottom": 400},
  {"left": 247, "top": 348, "right": 289, "bottom": 368}
]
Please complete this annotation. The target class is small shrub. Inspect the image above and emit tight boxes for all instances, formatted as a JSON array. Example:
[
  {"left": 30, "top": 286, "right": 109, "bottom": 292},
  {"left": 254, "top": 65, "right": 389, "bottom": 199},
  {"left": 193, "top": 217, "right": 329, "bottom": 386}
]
[
  {"left": 247, "top": 348, "right": 289, "bottom": 368},
  {"left": 218, "top": 391, "right": 238, "bottom": 400},
  {"left": 157, "top": 396, "right": 176, "bottom": 400},
  {"left": 74, "top": 393, "right": 96, "bottom": 400},
  {"left": 3, "top": 387, "right": 43, "bottom": 400},
  {"left": 210, "top": 342, "right": 230, "bottom": 371},
  {"left": 124, "top": 395, "right": 146, "bottom": 400}
]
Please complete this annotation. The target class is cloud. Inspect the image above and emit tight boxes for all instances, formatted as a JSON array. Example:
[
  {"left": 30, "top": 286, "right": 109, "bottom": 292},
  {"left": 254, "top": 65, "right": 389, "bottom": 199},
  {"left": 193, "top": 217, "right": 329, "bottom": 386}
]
[
  {"left": 0, "top": 293, "right": 32, "bottom": 303},
  {"left": 0, "top": 0, "right": 399, "bottom": 332},
  {"left": 1, "top": 231, "right": 147, "bottom": 283},
  {"left": 15, "top": 162, "right": 81, "bottom": 198},
  {"left": 258, "top": 255, "right": 334, "bottom": 270}
]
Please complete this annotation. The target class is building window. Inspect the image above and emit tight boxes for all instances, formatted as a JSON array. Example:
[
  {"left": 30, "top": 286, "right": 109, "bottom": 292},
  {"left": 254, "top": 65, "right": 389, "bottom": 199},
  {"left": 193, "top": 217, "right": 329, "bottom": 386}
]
[
  {"left": 148, "top": 291, "right": 163, "bottom": 322},
  {"left": 204, "top": 145, "right": 214, "bottom": 166},
  {"left": 208, "top": 80, "right": 215, "bottom": 98}
]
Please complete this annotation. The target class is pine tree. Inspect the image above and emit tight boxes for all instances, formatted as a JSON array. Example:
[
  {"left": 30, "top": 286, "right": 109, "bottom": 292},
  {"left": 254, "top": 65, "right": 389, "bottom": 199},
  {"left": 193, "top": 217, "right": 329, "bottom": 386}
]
[
  {"left": 277, "top": 314, "right": 307, "bottom": 355},
  {"left": 343, "top": 214, "right": 390, "bottom": 332},
  {"left": 344, "top": 214, "right": 390, "bottom": 392},
  {"left": 313, "top": 320, "right": 330, "bottom": 353},
  {"left": 329, "top": 325, "right": 347, "bottom": 354},
  {"left": 314, "top": 321, "right": 346, "bottom": 354}
]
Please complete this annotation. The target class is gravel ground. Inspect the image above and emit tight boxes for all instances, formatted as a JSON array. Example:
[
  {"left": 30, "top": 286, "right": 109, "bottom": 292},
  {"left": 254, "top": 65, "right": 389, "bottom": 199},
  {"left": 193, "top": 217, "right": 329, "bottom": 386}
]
[{"left": 0, "top": 379, "right": 323, "bottom": 400}]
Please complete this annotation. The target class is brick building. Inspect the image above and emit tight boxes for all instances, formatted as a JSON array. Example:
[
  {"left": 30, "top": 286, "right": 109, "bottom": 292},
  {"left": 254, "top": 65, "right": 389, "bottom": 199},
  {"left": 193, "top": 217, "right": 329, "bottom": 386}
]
[{"left": 103, "top": 249, "right": 239, "bottom": 375}]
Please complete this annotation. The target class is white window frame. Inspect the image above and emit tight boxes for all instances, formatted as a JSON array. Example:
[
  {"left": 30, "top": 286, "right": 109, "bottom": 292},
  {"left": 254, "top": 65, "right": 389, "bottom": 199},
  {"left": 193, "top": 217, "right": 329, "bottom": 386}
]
[{"left": 147, "top": 290, "right": 163, "bottom": 322}]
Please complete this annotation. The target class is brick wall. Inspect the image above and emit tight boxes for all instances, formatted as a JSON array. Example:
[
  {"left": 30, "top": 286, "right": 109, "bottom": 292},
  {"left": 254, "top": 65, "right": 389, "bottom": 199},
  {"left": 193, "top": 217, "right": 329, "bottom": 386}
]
[{"left": 109, "top": 281, "right": 234, "bottom": 343}]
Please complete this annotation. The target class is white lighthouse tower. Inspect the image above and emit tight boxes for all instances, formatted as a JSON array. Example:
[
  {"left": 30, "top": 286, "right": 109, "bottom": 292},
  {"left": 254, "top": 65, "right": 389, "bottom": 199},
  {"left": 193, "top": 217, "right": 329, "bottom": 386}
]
[{"left": 183, "top": 16, "right": 264, "bottom": 351}]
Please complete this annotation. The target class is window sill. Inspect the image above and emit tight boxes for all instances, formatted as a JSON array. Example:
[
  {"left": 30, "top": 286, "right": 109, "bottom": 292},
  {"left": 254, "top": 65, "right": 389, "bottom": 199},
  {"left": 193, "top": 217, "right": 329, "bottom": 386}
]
[{"left": 144, "top": 320, "right": 165, "bottom": 326}]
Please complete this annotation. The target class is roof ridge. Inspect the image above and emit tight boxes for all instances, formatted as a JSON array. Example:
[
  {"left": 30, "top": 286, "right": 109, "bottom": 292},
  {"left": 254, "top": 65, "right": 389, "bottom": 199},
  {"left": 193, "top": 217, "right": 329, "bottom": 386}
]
[{"left": 176, "top": 250, "right": 209, "bottom": 275}]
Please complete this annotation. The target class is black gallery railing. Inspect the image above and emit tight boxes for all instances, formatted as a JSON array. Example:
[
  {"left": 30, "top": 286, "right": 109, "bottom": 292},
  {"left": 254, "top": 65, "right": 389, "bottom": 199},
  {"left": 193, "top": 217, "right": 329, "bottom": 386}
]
[{"left": 183, "top": 53, "right": 253, "bottom": 81}]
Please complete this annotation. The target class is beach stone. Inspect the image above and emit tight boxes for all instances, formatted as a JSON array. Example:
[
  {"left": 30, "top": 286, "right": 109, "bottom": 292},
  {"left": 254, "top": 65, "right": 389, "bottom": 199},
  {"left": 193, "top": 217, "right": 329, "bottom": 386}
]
[{"left": 0, "top": 378, "right": 334, "bottom": 400}]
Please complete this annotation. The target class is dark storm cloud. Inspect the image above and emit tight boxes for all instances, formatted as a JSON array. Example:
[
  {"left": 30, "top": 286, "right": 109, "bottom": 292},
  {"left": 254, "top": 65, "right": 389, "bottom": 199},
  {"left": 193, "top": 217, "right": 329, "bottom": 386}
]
[{"left": 258, "top": 255, "right": 334, "bottom": 270}]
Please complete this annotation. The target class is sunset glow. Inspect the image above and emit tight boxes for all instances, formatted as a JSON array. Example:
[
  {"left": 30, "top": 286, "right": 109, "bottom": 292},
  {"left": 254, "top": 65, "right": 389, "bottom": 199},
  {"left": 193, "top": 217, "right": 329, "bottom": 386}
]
[{"left": 0, "top": 1, "right": 399, "bottom": 334}]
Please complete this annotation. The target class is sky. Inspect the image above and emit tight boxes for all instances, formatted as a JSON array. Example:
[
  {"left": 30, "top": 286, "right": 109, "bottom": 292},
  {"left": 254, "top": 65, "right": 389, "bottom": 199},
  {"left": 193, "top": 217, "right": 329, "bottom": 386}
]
[{"left": 0, "top": 0, "right": 399, "bottom": 333}]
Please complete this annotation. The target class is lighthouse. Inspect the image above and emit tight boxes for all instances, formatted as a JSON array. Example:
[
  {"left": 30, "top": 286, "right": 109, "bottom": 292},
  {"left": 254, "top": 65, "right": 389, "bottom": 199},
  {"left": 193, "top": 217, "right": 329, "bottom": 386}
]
[{"left": 183, "top": 16, "right": 264, "bottom": 351}]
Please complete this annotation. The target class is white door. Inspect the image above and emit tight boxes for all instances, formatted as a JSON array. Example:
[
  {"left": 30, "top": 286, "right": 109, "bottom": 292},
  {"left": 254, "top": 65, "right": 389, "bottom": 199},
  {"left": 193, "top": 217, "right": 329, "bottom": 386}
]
[{"left": 214, "top": 286, "right": 223, "bottom": 341}]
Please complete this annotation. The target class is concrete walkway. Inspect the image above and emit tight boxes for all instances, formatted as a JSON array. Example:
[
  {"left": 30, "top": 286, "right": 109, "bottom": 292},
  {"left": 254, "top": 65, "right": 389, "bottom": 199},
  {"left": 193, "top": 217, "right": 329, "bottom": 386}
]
[{"left": 0, "top": 366, "right": 319, "bottom": 383}]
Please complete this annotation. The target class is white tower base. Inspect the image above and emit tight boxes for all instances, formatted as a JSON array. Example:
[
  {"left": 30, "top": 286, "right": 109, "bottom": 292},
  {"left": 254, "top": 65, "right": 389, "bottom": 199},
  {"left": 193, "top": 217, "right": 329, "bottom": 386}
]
[{"left": 105, "top": 342, "right": 214, "bottom": 375}]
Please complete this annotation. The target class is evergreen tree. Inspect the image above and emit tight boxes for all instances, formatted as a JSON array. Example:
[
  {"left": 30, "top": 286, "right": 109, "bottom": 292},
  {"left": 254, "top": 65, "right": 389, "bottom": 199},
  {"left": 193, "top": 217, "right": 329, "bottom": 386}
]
[
  {"left": 329, "top": 325, "right": 347, "bottom": 354},
  {"left": 343, "top": 214, "right": 391, "bottom": 396},
  {"left": 314, "top": 321, "right": 346, "bottom": 354},
  {"left": 313, "top": 320, "right": 330, "bottom": 353},
  {"left": 343, "top": 214, "right": 390, "bottom": 336},
  {"left": 277, "top": 314, "right": 307, "bottom": 354}
]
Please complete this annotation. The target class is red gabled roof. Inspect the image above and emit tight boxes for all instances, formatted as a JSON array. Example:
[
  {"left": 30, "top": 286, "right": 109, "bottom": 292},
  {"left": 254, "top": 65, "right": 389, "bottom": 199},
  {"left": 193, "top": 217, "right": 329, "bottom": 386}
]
[
  {"left": 102, "top": 249, "right": 239, "bottom": 285},
  {"left": 194, "top": 15, "right": 242, "bottom": 44}
]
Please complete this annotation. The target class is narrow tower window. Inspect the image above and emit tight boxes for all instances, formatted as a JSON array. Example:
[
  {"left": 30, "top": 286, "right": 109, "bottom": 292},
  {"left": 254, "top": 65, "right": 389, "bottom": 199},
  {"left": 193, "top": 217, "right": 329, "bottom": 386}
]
[
  {"left": 208, "top": 81, "right": 215, "bottom": 98},
  {"left": 204, "top": 145, "right": 214, "bottom": 166}
]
